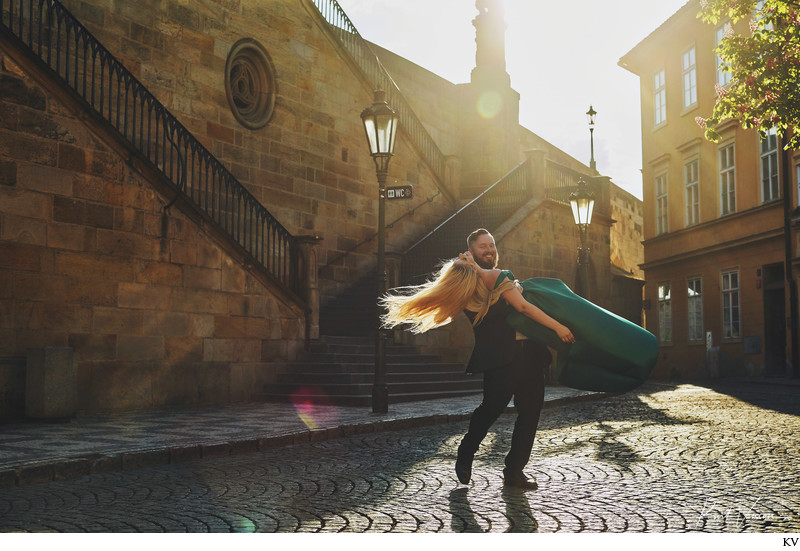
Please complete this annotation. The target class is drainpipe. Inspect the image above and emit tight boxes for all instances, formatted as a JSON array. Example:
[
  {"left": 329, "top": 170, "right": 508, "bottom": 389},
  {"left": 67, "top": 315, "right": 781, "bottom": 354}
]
[{"left": 781, "top": 136, "right": 799, "bottom": 378}]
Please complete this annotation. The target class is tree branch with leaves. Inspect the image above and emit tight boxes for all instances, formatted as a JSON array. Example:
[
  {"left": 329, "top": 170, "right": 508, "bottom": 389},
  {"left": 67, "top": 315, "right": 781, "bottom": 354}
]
[{"left": 697, "top": 0, "right": 800, "bottom": 148}]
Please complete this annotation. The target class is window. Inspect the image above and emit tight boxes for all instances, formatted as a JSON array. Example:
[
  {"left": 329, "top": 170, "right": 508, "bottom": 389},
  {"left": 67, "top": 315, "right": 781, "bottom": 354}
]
[
  {"left": 655, "top": 172, "right": 668, "bottom": 235},
  {"left": 685, "top": 159, "right": 700, "bottom": 226},
  {"left": 688, "top": 277, "right": 704, "bottom": 342},
  {"left": 225, "top": 39, "right": 277, "bottom": 130},
  {"left": 761, "top": 127, "right": 779, "bottom": 202},
  {"left": 797, "top": 164, "right": 800, "bottom": 207},
  {"left": 716, "top": 22, "right": 733, "bottom": 86},
  {"left": 654, "top": 69, "right": 667, "bottom": 126},
  {"left": 658, "top": 282, "right": 672, "bottom": 344},
  {"left": 722, "top": 270, "right": 741, "bottom": 339},
  {"left": 682, "top": 47, "right": 697, "bottom": 108},
  {"left": 719, "top": 143, "right": 736, "bottom": 215}
]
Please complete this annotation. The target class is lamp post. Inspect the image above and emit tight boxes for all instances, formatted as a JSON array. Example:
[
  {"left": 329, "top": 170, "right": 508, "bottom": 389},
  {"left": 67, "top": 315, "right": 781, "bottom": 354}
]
[
  {"left": 586, "top": 105, "right": 597, "bottom": 171},
  {"left": 570, "top": 177, "right": 595, "bottom": 298},
  {"left": 361, "top": 90, "right": 398, "bottom": 413}
]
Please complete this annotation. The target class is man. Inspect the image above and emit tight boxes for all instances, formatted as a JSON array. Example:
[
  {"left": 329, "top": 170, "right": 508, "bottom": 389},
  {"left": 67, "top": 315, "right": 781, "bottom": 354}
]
[{"left": 455, "top": 228, "right": 551, "bottom": 491}]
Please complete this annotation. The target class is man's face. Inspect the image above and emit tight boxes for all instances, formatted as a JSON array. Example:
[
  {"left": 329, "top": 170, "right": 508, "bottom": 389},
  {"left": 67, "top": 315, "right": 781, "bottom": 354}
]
[{"left": 469, "top": 233, "right": 498, "bottom": 269}]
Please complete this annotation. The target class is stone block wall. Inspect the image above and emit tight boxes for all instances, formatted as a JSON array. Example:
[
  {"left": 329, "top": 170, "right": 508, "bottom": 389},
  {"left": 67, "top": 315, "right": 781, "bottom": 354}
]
[
  {"left": 610, "top": 185, "right": 645, "bottom": 279},
  {"left": 0, "top": 52, "right": 305, "bottom": 413},
  {"left": 56, "top": 0, "right": 459, "bottom": 305}
]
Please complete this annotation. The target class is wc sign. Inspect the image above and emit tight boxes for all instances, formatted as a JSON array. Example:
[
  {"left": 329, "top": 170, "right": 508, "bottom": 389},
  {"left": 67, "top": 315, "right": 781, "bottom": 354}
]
[{"left": 386, "top": 185, "right": 413, "bottom": 200}]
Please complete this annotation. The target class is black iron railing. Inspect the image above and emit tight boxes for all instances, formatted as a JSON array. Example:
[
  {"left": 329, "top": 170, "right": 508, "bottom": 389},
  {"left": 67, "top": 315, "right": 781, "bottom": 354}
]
[
  {"left": 0, "top": 0, "right": 300, "bottom": 296},
  {"left": 308, "top": 0, "right": 447, "bottom": 185},
  {"left": 400, "top": 158, "right": 608, "bottom": 284},
  {"left": 401, "top": 159, "right": 531, "bottom": 284},
  {"left": 543, "top": 160, "right": 609, "bottom": 216}
]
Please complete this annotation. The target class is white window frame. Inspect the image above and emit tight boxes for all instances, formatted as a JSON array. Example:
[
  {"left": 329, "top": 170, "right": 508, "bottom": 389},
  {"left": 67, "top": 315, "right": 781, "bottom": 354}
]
[
  {"left": 719, "top": 142, "right": 736, "bottom": 216},
  {"left": 760, "top": 127, "right": 779, "bottom": 203},
  {"left": 716, "top": 22, "right": 733, "bottom": 86},
  {"left": 655, "top": 171, "right": 669, "bottom": 235},
  {"left": 658, "top": 282, "right": 672, "bottom": 344},
  {"left": 654, "top": 69, "right": 667, "bottom": 127},
  {"left": 685, "top": 159, "right": 700, "bottom": 226},
  {"left": 688, "top": 277, "right": 704, "bottom": 342},
  {"left": 682, "top": 46, "right": 697, "bottom": 109},
  {"left": 721, "top": 270, "right": 741, "bottom": 340}
]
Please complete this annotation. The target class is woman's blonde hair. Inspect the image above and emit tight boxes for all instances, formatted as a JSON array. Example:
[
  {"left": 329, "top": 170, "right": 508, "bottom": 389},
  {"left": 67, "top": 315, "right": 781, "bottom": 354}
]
[{"left": 380, "top": 259, "right": 515, "bottom": 333}]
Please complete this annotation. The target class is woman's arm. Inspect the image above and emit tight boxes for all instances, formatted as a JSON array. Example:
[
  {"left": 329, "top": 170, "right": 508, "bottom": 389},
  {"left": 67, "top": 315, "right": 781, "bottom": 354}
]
[{"left": 502, "top": 285, "right": 575, "bottom": 344}]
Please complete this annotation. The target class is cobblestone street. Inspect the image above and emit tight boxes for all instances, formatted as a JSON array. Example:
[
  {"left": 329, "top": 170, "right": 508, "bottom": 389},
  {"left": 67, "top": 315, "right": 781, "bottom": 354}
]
[{"left": 1, "top": 382, "right": 799, "bottom": 533}]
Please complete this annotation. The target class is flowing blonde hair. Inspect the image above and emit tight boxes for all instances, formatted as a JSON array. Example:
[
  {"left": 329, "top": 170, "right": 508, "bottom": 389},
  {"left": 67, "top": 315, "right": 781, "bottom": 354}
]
[{"left": 380, "top": 259, "right": 516, "bottom": 333}]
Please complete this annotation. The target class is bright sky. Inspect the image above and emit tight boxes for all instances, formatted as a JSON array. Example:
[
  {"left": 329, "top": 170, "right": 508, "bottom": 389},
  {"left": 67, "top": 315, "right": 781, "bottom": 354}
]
[{"left": 336, "top": 0, "right": 692, "bottom": 200}]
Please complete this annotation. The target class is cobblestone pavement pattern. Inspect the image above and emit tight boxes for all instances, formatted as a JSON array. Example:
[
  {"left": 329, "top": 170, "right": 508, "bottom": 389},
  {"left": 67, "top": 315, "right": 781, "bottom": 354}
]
[{"left": 1, "top": 382, "right": 799, "bottom": 533}]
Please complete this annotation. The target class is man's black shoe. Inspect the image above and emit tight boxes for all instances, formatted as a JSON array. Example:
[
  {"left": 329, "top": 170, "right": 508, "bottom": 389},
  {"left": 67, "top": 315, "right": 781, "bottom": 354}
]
[
  {"left": 455, "top": 452, "right": 473, "bottom": 484},
  {"left": 503, "top": 470, "right": 538, "bottom": 491}
]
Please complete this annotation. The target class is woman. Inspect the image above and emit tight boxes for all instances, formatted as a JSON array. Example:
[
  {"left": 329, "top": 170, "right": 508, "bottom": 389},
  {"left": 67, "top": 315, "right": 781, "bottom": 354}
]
[
  {"left": 381, "top": 252, "right": 574, "bottom": 343},
  {"left": 383, "top": 253, "right": 658, "bottom": 393}
]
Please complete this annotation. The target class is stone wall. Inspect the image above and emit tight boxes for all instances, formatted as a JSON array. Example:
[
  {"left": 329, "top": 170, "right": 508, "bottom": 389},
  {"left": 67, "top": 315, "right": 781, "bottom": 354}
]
[
  {"left": 0, "top": 52, "right": 306, "bottom": 413},
  {"left": 610, "top": 185, "right": 645, "bottom": 279},
  {"left": 53, "top": 0, "right": 458, "bottom": 305}
]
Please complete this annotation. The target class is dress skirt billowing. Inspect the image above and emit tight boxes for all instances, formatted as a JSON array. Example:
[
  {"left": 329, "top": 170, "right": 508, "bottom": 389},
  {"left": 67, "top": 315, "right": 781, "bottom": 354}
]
[{"left": 505, "top": 278, "right": 659, "bottom": 393}]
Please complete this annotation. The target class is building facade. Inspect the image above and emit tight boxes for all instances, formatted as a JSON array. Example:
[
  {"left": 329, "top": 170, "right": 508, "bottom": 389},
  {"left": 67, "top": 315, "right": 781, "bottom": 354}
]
[
  {"left": 619, "top": 0, "right": 799, "bottom": 379},
  {"left": 1, "top": 0, "right": 644, "bottom": 416}
]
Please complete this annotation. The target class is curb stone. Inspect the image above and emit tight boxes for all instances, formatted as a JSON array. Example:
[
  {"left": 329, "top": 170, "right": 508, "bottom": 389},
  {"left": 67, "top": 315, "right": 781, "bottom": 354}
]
[{"left": 0, "top": 391, "right": 619, "bottom": 489}]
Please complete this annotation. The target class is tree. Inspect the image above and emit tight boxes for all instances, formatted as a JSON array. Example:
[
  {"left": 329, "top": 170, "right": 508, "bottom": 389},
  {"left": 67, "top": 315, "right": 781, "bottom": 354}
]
[{"left": 696, "top": 0, "right": 800, "bottom": 149}]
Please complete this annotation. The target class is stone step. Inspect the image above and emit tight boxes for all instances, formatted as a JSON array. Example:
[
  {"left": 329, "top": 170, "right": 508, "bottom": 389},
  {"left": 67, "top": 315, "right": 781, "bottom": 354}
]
[
  {"left": 261, "top": 379, "right": 482, "bottom": 397},
  {"left": 273, "top": 361, "right": 466, "bottom": 375},
  {"left": 307, "top": 342, "right": 423, "bottom": 356},
  {"left": 299, "top": 352, "right": 443, "bottom": 364},
  {"left": 264, "top": 380, "right": 482, "bottom": 396},
  {"left": 275, "top": 370, "right": 477, "bottom": 385}
]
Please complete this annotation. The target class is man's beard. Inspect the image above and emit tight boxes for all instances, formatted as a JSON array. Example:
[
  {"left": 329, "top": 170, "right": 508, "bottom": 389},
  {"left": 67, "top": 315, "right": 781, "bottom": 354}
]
[{"left": 474, "top": 254, "right": 498, "bottom": 270}]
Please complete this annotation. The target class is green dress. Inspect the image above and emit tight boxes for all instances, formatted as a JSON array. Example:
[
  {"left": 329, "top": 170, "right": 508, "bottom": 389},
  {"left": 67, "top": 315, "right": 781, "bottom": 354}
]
[{"left": 497, "top": 271, "right": 658, "bottom": 392}]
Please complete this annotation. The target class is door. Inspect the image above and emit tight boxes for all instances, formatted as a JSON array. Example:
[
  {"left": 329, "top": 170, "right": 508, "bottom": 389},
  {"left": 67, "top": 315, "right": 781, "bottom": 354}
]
[{"left": 763, "top": 263, "right": 786, "bottom": 377}]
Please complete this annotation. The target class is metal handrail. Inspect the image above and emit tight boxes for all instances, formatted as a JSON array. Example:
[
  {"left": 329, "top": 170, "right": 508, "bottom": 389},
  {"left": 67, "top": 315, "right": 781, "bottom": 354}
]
[
  {"left": 400, "top": 159, "right": 531, "bottom": 283},
  {"left": 399, "top": 158, "right": 606, "bottom": 283},
  {"left": 0, "top": 0, "right": 300, "bottom": 296},
  {"left": 543, "top": 159, "right": 609, "bottom": 216},
  {"left": 308, "top": 0, "right": 447, "bottom": 185}
]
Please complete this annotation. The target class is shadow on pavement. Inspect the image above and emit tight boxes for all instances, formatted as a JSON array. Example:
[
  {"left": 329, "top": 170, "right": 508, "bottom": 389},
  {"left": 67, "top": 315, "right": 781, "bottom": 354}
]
[
  {"left": 689, "top": 379, "right": 800, "bottom": 417},
  {"left": 483, "top": 383, "right": 705, "bottom": 472},
  {"left": 448, "top": 487, "right": 538, "bottom": 533}
]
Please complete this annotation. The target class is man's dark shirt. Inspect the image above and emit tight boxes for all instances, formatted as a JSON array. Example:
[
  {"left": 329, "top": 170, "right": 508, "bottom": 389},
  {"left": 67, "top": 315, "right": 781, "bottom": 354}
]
[{"left": 464, "top": 297, "right": 517, "bottom": 374}]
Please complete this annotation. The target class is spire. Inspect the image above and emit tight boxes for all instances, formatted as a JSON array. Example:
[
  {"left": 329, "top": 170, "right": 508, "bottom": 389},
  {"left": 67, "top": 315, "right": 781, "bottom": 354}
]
[{"left": 471, "top": 0, "right": 509, "bottom": 86}]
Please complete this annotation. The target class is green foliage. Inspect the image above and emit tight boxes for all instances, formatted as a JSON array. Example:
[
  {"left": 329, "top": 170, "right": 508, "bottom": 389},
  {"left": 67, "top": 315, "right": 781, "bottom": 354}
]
[{"left": 696, "top": 0, "right": 800, "bottom": 148}]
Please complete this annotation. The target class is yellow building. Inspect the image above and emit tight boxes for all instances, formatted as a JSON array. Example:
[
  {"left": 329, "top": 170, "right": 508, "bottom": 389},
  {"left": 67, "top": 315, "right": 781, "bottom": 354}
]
[{"left": 619, "top": 0, "right": 799, "bottom": 380}]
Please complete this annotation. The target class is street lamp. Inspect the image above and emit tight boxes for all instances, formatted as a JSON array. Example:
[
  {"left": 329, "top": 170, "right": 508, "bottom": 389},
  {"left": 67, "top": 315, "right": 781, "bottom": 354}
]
[
  {"left": 361, "top": 89, "right": 398, "bottom": 413},
  {"left": 586, "top": 105, "right": 597, "bottom": 171},
  {"left": 569, "top": 177, "right": 595, "bottom": 298}
]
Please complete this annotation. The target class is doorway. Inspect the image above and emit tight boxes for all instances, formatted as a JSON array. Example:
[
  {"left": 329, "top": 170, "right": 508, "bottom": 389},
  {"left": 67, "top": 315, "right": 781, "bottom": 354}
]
[{"left": 763, "top": 263, "right": 786, "bottom": 377}]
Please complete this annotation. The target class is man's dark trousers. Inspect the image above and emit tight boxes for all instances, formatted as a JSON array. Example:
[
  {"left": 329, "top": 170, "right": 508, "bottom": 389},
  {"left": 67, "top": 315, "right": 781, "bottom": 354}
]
[{"left": 459, "top": 339, "right": 547, "bottom": 473}]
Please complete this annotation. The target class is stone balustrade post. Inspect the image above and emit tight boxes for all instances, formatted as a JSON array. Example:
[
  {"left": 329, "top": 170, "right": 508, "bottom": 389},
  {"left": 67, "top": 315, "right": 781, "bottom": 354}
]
[
  {"left": 523, "top": 149, "right": 547, "bottom": 199},
  {"left": 445, "top": 155, "right": 461, "bottom": 204},
  {"left": 296, "top": 235, "right": 322, "bottom": 341}
]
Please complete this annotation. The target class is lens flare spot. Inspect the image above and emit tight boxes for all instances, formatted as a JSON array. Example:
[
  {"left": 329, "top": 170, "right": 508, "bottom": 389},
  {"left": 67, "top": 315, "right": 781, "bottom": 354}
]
[
  {"left": 234, "top": 517, "right": 256, "bottom": 533},
  {"left": 477, "top": 92, "right": 503, "bottom": 119},
  {"left": 290, "top": 387, "right": 338, "bottom": 430}
]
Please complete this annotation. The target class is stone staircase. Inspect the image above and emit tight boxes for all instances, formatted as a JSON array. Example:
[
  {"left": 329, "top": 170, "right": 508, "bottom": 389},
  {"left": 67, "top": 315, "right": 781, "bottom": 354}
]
[
  {"left": 259, "top": 335, "right": 481, "bottom": 406},
  {"left": 319, "top": 272, "right": 379, "bottom": 337}
]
